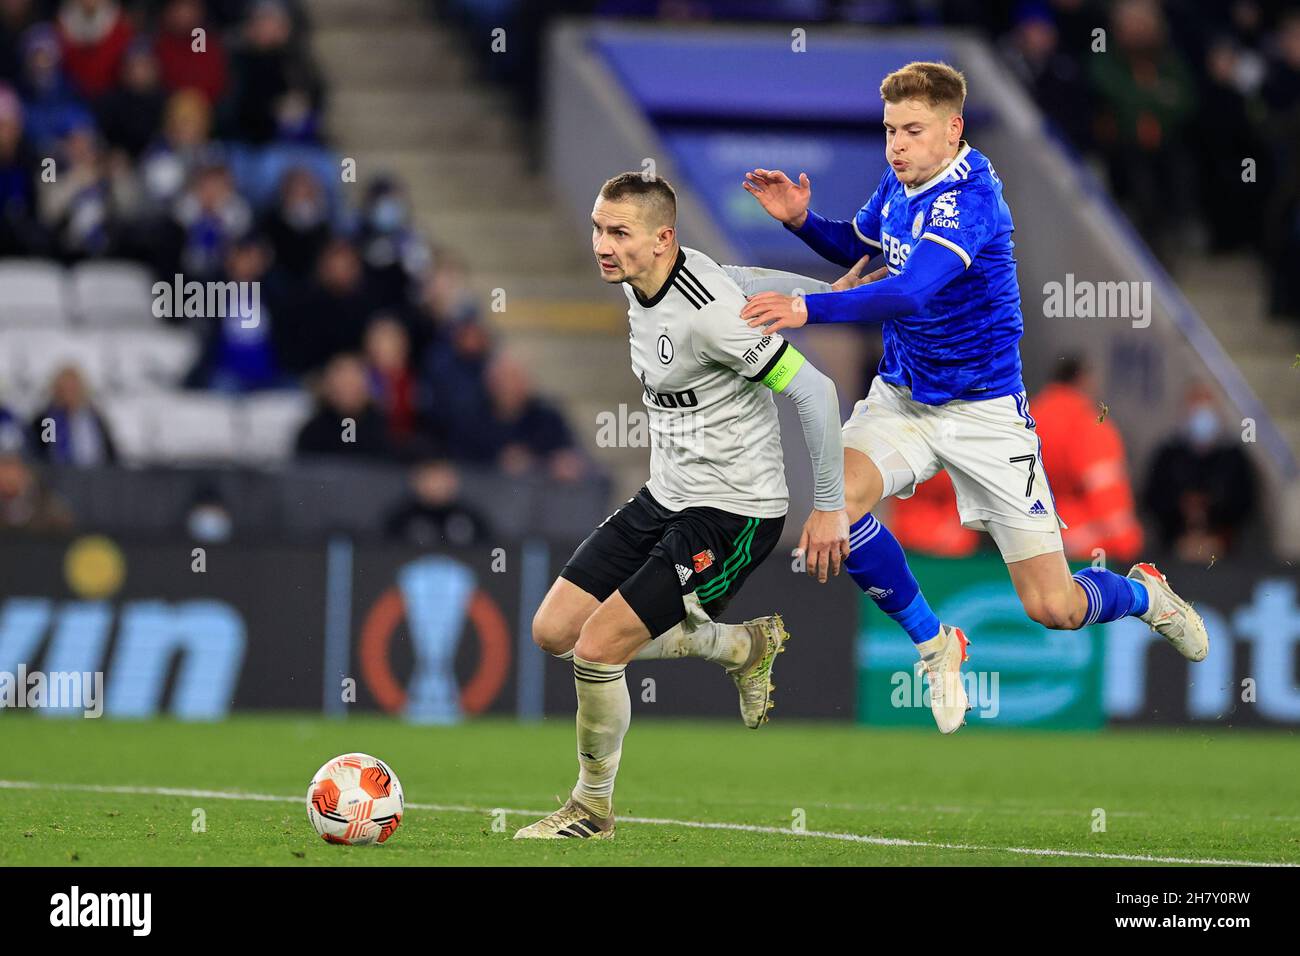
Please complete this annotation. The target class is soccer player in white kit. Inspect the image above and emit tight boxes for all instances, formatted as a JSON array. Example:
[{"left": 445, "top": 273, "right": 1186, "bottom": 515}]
[{"left": 516, "top": 173, "right": 850, "bottom": 839}]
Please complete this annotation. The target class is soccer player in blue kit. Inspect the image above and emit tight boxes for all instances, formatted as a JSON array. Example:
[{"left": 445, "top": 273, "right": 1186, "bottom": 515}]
[{"left": 740, "top": 61, "right": 1208, "bottom": 734}]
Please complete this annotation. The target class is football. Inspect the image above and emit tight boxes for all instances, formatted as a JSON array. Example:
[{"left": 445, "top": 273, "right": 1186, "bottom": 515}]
[{"left": 306, "top": 753, "right": 405, "bottom": 846}]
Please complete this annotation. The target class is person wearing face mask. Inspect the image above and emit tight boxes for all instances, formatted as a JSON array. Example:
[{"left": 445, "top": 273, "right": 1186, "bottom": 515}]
[
  {"left": 356, "top": 176, "right": 431, "bottom": 310},
  {"left": 1143, "top": 384, "right": 1258, "bottom": 561},
  {"left": 260, "top": 165, "right": 331, "bottom": 281}
]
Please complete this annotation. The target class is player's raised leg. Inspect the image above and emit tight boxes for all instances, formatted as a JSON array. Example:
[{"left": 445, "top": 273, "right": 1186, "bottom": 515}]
[
  {"left": 1007, "top": 548, "right": 1208, "bottom": 661},
  {"left": 842, "top": 447, "right": 969, "bottom": 734},
  {"left": 531, "top": 550, "right": 784, "bottom": 728}
]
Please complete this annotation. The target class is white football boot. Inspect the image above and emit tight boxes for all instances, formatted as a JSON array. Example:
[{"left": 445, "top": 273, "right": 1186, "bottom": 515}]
[
  {"left": 513, "top": 798, "right": 614, "bottom": 840},
  {"left": 1127, "top": 562, "right": 1209, "bottom": 662},
  {"left": 915, "top": 625, "right": 971, "bottom": 735},
  {"left": 726, "top": 614, "right": 788, "bottom": 729}
]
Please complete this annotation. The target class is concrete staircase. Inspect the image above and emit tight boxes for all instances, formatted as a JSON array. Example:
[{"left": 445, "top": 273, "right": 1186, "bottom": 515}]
[
  {"left": 306, "top": 0, "right": 645, "bottom": 498},
  {"left": 1174, "top": 253, "right": 1300, "bottom": 462}
]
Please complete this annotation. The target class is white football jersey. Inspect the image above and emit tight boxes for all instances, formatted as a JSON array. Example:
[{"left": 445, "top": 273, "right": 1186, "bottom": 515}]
[{"left": 623, "top": 246, "right": 798, "bottom": 518}]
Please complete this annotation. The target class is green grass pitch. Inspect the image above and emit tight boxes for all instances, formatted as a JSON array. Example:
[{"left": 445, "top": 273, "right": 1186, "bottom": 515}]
[{"left": 0, "top": 715, "right": 1296, "bottom": 866}]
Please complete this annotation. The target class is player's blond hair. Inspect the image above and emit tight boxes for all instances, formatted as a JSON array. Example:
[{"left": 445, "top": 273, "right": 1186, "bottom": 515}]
[
  {"left": 880, "top": 62, "right": 967, "bottom": 115},
  {"left": 598, "top": 172, "right": 677, "bottom": 229}
]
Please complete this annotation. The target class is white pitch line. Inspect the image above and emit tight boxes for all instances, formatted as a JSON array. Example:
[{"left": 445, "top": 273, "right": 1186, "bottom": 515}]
[{"left": 1, "top": 779, "right": 1294, "bottom": 868}]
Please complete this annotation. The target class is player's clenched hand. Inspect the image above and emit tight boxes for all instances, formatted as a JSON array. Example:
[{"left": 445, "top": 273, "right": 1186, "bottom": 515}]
[
  {"left": 798, "top": 508, "right": 851, "bottom": 584},
  {"left": 831, "top": 255, "right": 886, "bottom": 291},
  {"left": 742, "top": 292, "right": 808, "bottom": 334},
  {"left": 742, "top": 168, "right": 811, "bottom": 228}
]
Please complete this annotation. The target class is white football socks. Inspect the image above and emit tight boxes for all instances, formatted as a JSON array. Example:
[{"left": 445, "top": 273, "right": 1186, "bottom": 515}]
[
  {"left": 634, "top": 620, "right": 753, "bottom": 668},
  {"left": 571, "top": 656, "right": 630, "bottom": 819}
]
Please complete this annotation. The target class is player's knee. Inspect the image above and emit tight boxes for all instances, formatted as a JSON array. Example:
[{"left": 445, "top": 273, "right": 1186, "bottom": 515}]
[
  {"left": 1023, "top": 591, "right": 1085, "bottom": 631},
  {"left": 531, "top": 608, "right": 577, "bottom": 656},
  {"left": 844, "top": 484, "right": 879, "bottom": 524},
  {"left": 574, "top": 614, "right": 623, "bottom": 664}
]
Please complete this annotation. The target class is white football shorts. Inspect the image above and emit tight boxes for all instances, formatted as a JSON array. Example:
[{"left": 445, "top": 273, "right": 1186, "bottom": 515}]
[{"left": 842, "top": 377, "right": 1067, "bottom": 564}]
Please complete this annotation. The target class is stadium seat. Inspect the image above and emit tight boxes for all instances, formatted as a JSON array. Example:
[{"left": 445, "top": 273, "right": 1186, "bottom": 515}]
[
  {"left": 100, "top": 393, "right": 240, "bottom": 465},
  {"left": 236, "top": 391, "right": 315, "bottom": 463},
  {"left": 68, "top": 261, "right": 158, "bottom": 327},
  {"left": 0, "top": 328, "right": 112, "bottom": 416},
  {"left": 0, "top": 259, "right": 71, "bottom": 326},
  {"left": 104, "top": 329, "right": 199, "bottom": 393}
]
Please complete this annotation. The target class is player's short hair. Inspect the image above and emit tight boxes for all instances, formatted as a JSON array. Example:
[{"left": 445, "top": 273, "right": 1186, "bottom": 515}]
[
  {"left": 880, "top": 61, "right": 967, "bottom": 115},
  {"left": 598, "top": 172, "right": 677, "bottom": 229}
]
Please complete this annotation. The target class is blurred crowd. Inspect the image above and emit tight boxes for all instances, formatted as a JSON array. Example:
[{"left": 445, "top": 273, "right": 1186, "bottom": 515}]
[
  {"left": 887, "top": 356, "right": 1259, "bottom": 564},
  {"left": 0, "top": 0, "right": 589, "bottom": 542},
  {"left": 472, "top": 0, "right": 1300, "bottom": 316}
]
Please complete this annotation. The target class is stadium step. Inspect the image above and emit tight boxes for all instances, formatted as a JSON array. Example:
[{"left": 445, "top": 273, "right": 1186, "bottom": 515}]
[
  {"left": 312, "top": 28, "right": 467, "bottom": 88},
  {"left": 326, "top": 89, "right": 518, "bottom": 150},
  {"left": 301, "top": 0, "right": 423, "bottom": 28},
  {"left": 1176, "top": 252, "right": 1300, "bottom": 455},
  {"left": 313, "top": 0, "right": 641, "bottom": 495}
]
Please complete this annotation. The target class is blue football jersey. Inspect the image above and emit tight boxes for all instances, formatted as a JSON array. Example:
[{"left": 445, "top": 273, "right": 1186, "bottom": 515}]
[{"left": 852, "top": 143, "right": 1025, "bottom": 405}]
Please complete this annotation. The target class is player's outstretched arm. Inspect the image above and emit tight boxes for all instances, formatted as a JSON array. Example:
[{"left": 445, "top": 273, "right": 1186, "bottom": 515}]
[
  {"left": 763, "top": 350, "right": 850, "bottom": 583},
  {"left": 742, "top": 238, "right": 965, "bottom": 334},
  {"left": 742, "top": 168, "right": 869, "bottom": 268}
]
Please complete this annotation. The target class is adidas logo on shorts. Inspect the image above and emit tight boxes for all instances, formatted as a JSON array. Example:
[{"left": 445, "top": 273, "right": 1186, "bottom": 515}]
[
  {"left": 675, "top": 563, "right": 692, "bottom": 585},
  {"left": 1029, "top": 499, "right": 1048, "bottom": 516}
]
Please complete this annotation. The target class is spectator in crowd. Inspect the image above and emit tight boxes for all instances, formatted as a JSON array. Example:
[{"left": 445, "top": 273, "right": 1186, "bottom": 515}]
[
  {"left": 1088, "top": 0, "right": 1195, "bottom": 262},
  {"left": 279, "top": 237, "right": 372, "bottom": 373},
  {"left": 1193, "top": 37, "right": 1268, "bottom": 253},
  {"left": 138, "top": 88, "right": 213, "bottom": 210},
  {"left": 998, "top": 4, "right": 1091, "bottom": 149},
  {"left": 184, "top": 482, "right": 233, "bottom": 542},
  {"left": 384, "top": 459, "right": 490, "bottom": 548},
  {"left": 54, "top": 0, "right": 133, "bottom": 100},
  {"left": 294, "top": 352, "right": 394, "bottom": 460},
  {"left": 363, "top": 314, "right": 422, "bottom": 454},
  {"left": 0, "top": 0, "right": 41, "bottom": 85},
  {"left": 0, "top": 82, "right": 48, "bottom": 255},
  {"left": 355, "top": 175, "right": 431, "bottom": 310},
  {"left": 94, "top": 38, "right": 166, "bottom": 159},
  {"left": 154, "top": 0, "right": 228, "bottom": 104},
  {"left": 28, "top": 365, "right": 117, "bottom": 467},
  {"left": 0, "top": 449, "right": 73, "bottom": 533},
  {"left": 161, "top": 157, "right": 252, "bottom": 280},
  {"left": 38, "top": 119, "right": 133, "bottom": 260},
  {"left": 258, "top": 164, "right": 331, "bottom": 280},
  {"left": 446, "top": 352, "right": 585, "bottom": 481},
  {"left": 18, "top": 21, "right": 92, "bottom": 152},
  {"left": 1033, "top": 356, "right": 1144, "bottom": 563},
  {"left": 887, "top": 469, "right": 979, "bottom": 558},
  {"left": 1143, "top": 383, "right": 1257, "bottom": 561},
  {"left": 186, "top": 233, "right": 292, "bottom": 392},
  {"left": 226, "top": 0, "right": 322, "bottom": 144},
  {"left": 1263, "top": 11, "right": 1300, "bottom": 319},
  {"left": 419, "top": 312, "right": 492, "bottom": 449},
  {"left": 0, "top": 403, "right": 25, "bottom": 454}
]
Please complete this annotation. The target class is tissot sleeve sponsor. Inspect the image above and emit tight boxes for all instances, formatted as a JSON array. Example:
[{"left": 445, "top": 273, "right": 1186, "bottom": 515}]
[{"left": 918, "top": 184, "right": 996, "bottom": 269}]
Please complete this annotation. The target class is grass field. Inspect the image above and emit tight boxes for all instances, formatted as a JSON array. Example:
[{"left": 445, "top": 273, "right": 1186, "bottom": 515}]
[{"left": 0, "top": 715, "right": 1297, "bottom": 866}]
